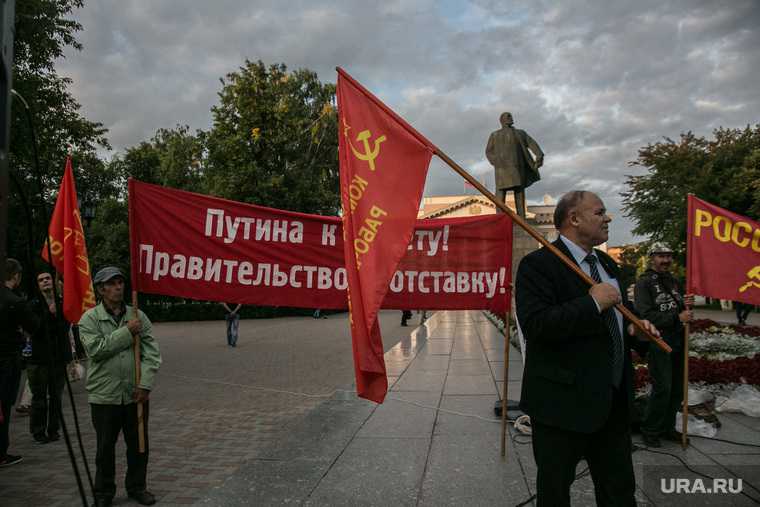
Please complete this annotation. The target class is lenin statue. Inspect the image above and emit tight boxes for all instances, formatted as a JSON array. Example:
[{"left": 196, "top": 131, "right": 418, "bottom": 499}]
[{"left": 485, "top": 112, "right": 544, "bottom": 218}]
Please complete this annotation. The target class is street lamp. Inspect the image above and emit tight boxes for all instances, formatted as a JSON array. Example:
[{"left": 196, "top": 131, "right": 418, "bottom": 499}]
[{"left": 80, "top": 198, "right": 95, "bottom": 229}]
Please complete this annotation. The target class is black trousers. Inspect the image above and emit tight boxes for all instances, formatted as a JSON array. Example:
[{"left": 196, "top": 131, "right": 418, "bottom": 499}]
[
  {"left": 90, "top": 402, "right": 150, "bottom": 500},
  {"left": 531, "top": 387, "right": 636, "bottom": 507},
  {"left": 643, "top": 345, "right": 684, "bottom": 438},
  {"left": 27, "top": 363, "right": 66, "bottom": 437},
  {"left": 0, "top": 357, "right": 22, "bottom": 457}
]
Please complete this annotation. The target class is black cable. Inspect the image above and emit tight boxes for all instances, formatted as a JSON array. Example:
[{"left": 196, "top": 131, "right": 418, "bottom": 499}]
[
  {"left": 11, "top": 89, "right": 91, "bottom": 507},
  {"left": 690, "top": 434, "right": 760, "bottom": 448}
]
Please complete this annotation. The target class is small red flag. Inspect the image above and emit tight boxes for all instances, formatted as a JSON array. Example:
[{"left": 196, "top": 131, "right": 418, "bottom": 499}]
[
  {"left": 337, "top": 68, "right": 435, "bottom": 403},
  {"left": 41, "top": 156, "right": 96, "bottom": 323},
  {"left": 687, "top": 195, "right": 760, "bottom": 305}
]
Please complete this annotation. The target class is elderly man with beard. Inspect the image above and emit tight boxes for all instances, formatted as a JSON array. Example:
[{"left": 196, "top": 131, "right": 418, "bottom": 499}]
[
  {"left": 516, "top": 190, "right": 659, "bottom": 506},
  {"left": 79, "top": 267, "right": 161, "bottom": 507},
  {"left": 635, "top": 243, "right": 694, "bottom": 448}
]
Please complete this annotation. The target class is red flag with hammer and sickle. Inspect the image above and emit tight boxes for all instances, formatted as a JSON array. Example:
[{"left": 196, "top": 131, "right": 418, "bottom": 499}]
[
  {"left": 687, "top": 195, "right": 760, "bottom": 305},
  {"left": 41, "top": 156, "right": 96, "bottom": 323},
  {"left": 337, "top": 68, "right": 435, "bottom": 403}
]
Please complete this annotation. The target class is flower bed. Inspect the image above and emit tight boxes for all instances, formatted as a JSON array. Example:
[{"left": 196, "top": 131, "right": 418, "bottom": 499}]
[{"left": 633, "top": 319, "right": 760, "bottom": 390}]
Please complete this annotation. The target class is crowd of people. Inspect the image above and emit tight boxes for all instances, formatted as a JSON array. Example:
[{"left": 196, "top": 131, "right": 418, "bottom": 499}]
[
  {"left": 0, "top": 262, "right": 162, "bottom": 507},
  {"left": 0, "top": 190, "right": 756, "bottom": 507}
]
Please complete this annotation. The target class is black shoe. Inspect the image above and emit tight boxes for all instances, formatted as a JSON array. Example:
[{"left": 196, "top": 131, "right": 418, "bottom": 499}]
[
  {"left": 128, "top": 490, "right": 156, "bottom": 505},
  {"left": 33, "top": 433, "right": 49, "bottom": 444},
  {"left": 0, "top": 454, "right": 23, "bottom": 467},
  {"left": 642, "top": 434, "right": 661, "bottom": 448},
  {"left": 92, "top": 497, "right": 113, "bottom": 507},
  {"left": 47, "top": 432, "right": 60, "bottom": 442}
]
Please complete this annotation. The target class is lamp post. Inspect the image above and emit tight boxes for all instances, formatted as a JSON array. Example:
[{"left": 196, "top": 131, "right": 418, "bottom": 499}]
[{"left": 80, "top": 198, "right": 95, "bottom": 229}]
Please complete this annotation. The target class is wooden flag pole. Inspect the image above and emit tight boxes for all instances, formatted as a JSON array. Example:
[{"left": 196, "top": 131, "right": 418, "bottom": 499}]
[
  {"left": 500, "top": 311, "right": 511, "bottom": 459},
  {"left": 132, "top": 290, "right": 146, "bottom": 453},
  {"left": 432, "top": 149, "right": 670, "bottom": 353},
  {"left": 682, "top": 321, "right": 690, "bottom": 449}
]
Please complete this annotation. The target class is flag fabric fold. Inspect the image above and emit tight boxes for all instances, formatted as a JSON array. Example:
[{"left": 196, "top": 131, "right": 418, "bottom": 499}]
[
  {"left": 42, "top": 156, "right": 96, "bottom": 323},
  {"left": 337, "top": 68, "right": 435, "bottom": 403},
  {"left": 686, "top": 195, "right": 760, "bottom": 306}
]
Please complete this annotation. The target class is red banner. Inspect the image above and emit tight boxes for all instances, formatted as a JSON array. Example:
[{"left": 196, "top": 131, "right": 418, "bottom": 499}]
[
  {"left": 129, "top": 179, "right": 511, "bottom": 311},
  {"left": 337, "top": 68, "right": 438, "bottom": 402},
  {"left": 687, "top": 195, "right": 760, "bottom": 305},
  {"left": 41, "top": 157, "right": 96, "bottom": 323}
]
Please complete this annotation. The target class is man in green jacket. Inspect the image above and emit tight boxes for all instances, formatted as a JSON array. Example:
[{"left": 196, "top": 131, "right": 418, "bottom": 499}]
[{"left": 79, "top": 267, "right": 161, "bottom": 507}]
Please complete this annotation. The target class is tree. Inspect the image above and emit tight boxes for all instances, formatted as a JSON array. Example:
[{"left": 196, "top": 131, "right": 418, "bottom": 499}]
[
  {"left": 9, "top": 0, "right": 110, "bottom": 272},
  {"left": 111, "top": 125, "right": 205, "bottom": 193},
  {"left": 204, "top": 61, "right": 339, "bottom": 215},
  {"left": 622, "top": 126, "right": 760, "bottom": 259}
]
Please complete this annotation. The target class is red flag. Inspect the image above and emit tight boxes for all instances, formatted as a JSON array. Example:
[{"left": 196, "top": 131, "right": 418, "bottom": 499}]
[
  {"left": 337, "top": 68, "right": 435, "bottom": 403},
  {"left": 42, "top": 156, "right": 96, "bottom": 323},
  {"left": 687, "top": 195, "right": 760, "bottom": 305}
]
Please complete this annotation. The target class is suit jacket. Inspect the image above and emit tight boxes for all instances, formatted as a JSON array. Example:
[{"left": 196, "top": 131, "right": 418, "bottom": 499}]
[{"left": 516, "top": 239, "right": 646, "bottom": 434}]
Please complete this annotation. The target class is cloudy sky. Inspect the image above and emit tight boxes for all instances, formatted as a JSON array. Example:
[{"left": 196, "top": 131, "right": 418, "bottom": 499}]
[{"left": 56, "top": 0, "right": 759, "bottom": 245}]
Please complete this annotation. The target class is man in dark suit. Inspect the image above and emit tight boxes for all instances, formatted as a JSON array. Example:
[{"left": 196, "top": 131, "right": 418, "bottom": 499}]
[{"left": 516, "top": 190, "right": 660, "bottom": 506}]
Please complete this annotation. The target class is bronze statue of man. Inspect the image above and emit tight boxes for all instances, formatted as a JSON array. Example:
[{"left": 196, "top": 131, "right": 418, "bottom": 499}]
[{"left": 485, "top": 112, "right": 544, "bottom": 218}]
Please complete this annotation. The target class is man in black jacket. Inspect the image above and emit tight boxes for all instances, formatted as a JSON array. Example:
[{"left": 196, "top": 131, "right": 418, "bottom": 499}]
[
  {"left": 27, "top": 271, "right": 72, "bottom": 444},
  {"left": 516, "top": 191, "right": 659, "bottom": 506},
  {"left": 0, "top": 259, "right": 37, "bottom": 467},
  {"left": 635, "top": 243, "right": 693, "bottom": 448}
]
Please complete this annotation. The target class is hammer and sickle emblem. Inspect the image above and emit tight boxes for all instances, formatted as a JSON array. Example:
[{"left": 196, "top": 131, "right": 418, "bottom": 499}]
[
  {"left": 350, "top": 130, "right": 386, "bottom": 171},
  {"left": 342, "top": 116, "right": 387, "bottom": 171},
  {"left": 738, "top": 265, "right": 760, "bottom": 293}
]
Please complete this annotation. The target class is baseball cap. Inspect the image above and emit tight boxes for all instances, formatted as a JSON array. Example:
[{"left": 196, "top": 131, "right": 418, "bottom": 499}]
[
  {"left": 648, "top": 242, "right": 674, "bottom": 256},
  {"left": 93, "top": 266, "right": 125, "bottom": 285}
]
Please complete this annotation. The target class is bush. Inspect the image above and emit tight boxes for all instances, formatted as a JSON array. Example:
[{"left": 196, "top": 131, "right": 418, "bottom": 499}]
[{"left": 139, "top": 301, "right": 344, "bottom": 322}]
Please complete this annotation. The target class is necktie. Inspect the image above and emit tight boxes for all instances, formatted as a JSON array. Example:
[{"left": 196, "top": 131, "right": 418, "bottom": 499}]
[{"left": 585, "top": 254, "right": 624, "bottom": 388}]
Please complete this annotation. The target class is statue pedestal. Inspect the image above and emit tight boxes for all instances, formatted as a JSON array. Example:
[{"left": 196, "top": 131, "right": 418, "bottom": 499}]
[{"left": 511, "top": 222, "right": 541, "bottom": 284}]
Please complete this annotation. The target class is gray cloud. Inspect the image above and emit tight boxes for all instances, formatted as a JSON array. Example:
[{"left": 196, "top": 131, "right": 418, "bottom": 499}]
[{"left": 56, "top": 0, "right": 760, "bottom": 245}]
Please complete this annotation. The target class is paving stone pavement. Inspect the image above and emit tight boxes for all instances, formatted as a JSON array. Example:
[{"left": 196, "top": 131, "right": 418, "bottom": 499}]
[
  {"left": 0, "top": 310, "right": 411, "bottom": 506},
  {"left": 3, "top": 308, "right": 759, "bottom": 506}
]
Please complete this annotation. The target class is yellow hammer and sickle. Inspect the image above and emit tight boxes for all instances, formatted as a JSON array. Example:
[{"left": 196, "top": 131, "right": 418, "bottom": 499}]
[
  {"left": 342, "top": 117, "right": 387, "bottom": 171},
  {"left": 738, "top": 265, "right": 760, "bottom": 293}
]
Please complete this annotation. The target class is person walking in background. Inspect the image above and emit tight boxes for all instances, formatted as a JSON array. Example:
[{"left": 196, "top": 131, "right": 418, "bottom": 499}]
[
  {"left": 26, "top": 271, "right": 72, "bottom": 444},
  {"left": 222, "top": 302, "right": 241, "bottom": 347},
  {"left": 401, "top": 310, "right": 413, "bottom": 327},
  {"left": 735, "top": 301, "right": 752, "bottom": 325}
]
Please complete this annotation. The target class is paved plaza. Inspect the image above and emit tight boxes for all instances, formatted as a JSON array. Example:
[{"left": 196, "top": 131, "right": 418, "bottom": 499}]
[{"left": 1, "top": 309, "right": 759, "bottom": 506}]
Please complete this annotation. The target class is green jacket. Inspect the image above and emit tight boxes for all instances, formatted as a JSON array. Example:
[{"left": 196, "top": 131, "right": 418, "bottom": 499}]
[{"left": 78, "top": 303, "right": 161, "bottom": 405}]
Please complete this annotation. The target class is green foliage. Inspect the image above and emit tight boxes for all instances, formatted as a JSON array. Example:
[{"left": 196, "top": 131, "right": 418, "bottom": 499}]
[
  {"left": 9, "top": 0, "right": 110, "bottom": 272},
  {"left": 140, "top": 302, "right": 337, "bottom": 323},
  {"left": 622, "top": 126, "right": 760, "bottom": 260},
  {"left": 111, "top": 125, "right": 205, "bottom": 193},
  {"left": 204, "top": 61, "right": 339, "bottom": 215},
  {"left": 87, "top": 198, "right": 129, "bottom": 274}
]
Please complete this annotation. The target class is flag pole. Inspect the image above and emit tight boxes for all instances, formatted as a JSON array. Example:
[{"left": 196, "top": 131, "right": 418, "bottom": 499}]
[
  {"left": 131, "top": 290, "right": 146, "bottom": 453},
  {"left": 500, "top": 310, "right": 511, "bottom": 458},
  {"left": 432, "top": 149, "right": 670, "bottom": 352},
  {"left": 682, "top": 321, "right": 690, "bottom": 449},
  {"left": 335, "top": 66, "right": 665, "bottom": 350}
]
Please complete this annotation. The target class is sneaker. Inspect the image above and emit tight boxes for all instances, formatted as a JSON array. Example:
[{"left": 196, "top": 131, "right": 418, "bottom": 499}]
[
  {"left": 128, "top": 490, "right": 156, "bottom": 505},
  {"left": 33, "top": 434, "right": 49, "bottom": 444},
  {"left": 0, "top": 454, "right": 23, "bottom": 467},
  {"left": 642, "top": 434, "right": 661, "bottom": 448},
  {"left": 47, "top": 432, "right": 60, "bottom": 442}
]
